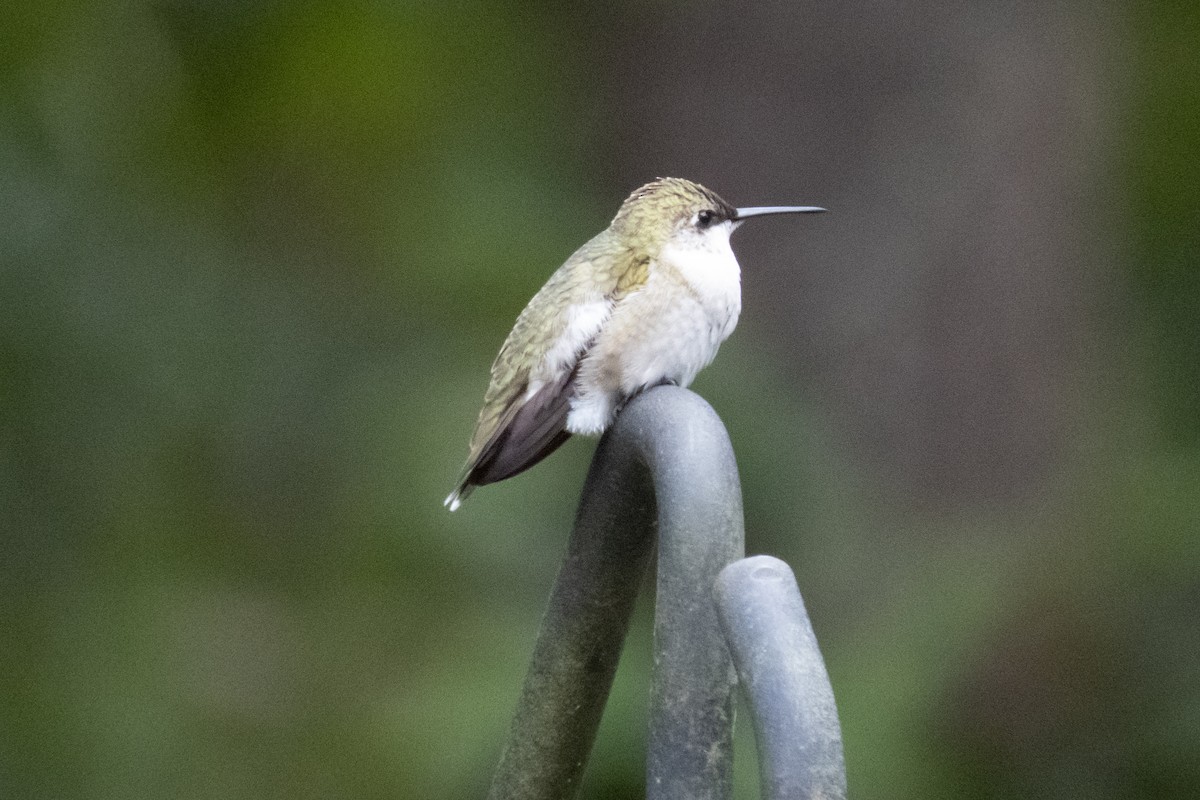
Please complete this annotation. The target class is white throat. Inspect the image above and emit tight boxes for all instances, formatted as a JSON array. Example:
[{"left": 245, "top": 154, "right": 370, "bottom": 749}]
[{"left": 659, "top": 220, "right": 742, "bottom": 311}]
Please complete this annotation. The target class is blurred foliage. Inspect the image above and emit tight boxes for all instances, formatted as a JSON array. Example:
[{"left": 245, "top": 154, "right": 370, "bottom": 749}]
[
  {"left": 1, "top": 2, "right": 1198, "bottom": 799},
  {"left": 1125, "top": 1, "right": 1200, "bottom": 444}
]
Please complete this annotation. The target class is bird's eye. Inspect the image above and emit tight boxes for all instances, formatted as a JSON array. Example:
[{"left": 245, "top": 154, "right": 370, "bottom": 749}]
[{"left": 696, "top": 209, "right": 715, "bottom": 228}]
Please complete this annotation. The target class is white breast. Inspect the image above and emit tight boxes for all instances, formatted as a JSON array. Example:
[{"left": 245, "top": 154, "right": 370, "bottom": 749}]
[
  {"left": 658, "top": 220, "right": 742, "bottom": 340},
  {"left": 565, "top": 221, "right": 743, "bottom": 435}
]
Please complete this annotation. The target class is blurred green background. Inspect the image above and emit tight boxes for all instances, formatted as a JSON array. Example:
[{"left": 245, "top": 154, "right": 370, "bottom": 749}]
[{"left": 3, "top": 1, "right": 1198, "bottom": 798}]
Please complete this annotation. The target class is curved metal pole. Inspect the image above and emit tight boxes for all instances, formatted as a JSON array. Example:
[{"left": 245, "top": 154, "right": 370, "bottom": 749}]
[
  {"left": 486, "top": 385, "right": 745, "bottom": 800},
  {"left": 640, "top": 388, "right": 745, "bottom": 800},
  {"left": 714, "top": 556, "right": 847, "bottom": 800}
]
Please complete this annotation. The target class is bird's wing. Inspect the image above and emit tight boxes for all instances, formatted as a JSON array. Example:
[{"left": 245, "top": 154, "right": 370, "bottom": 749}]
[{"left": 445, "top": 232, "right": 650, "bottom": 509}]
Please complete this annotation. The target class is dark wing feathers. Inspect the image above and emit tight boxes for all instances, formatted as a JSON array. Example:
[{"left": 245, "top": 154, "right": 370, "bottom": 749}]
[
  {"left": 469, "top": 367, "right": 576, "bottom": 486},
  {"left": 445, "top": 228, "right": 641, "bottom": 509},
  {"left": 445, "top": 363, "right": 578, "bottom": 507}
]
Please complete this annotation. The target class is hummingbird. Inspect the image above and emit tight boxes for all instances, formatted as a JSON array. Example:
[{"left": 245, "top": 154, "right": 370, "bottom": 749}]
[{"left": 445, "top": 177, "right": 824, "bottom": 511}]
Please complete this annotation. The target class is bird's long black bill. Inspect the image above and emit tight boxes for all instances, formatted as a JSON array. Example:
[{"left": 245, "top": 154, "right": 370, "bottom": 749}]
[{"left": 734, "top": 205, "right": 826, "bottom": 220}]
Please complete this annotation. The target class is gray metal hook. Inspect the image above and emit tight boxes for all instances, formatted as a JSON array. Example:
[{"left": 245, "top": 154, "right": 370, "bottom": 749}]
[
  {"left": 716, "top": 556, "right": 847, "bottom": 800},
  {"left": 484, "top": 386, "right": 845, "bottom": 800},
  {"left": 486, "top": 385, "right": 743, "bottom": 800}
]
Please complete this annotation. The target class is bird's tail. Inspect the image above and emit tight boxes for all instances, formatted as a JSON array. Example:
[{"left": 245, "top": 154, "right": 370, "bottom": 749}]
[{"left": 443, "top": 482, "right": 473, "bottom": 512}]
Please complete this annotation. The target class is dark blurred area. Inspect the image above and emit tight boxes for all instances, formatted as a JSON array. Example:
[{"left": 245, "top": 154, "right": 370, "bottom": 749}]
[{"left": 2, "top": 1, "right": 1197, "bottom": 798}]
